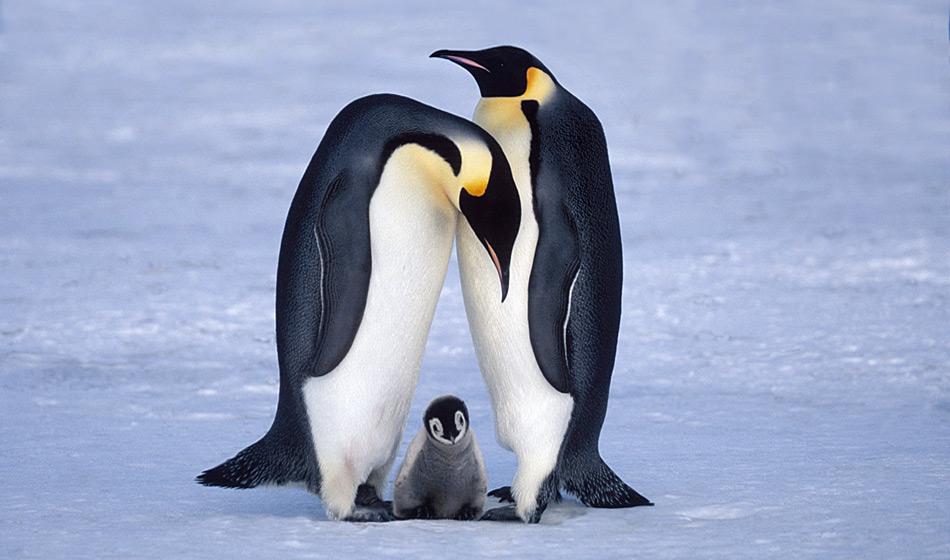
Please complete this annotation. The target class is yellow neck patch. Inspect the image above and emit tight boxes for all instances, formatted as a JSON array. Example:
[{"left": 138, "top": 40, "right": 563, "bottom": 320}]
[
  {"left": 474, "top": 67, "right": 556, "bottom": 131},
  {"left": 523, "top": 67, "right": 556, "bottom": 102}
]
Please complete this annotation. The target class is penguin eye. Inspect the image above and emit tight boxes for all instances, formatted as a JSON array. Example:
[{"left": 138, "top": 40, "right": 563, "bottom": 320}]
[
  {"left": 428, "top": 418, "right": 444, "bottom": 437},
  {"left": 454, "top": 410, "right": 466, "bottom": 434}
]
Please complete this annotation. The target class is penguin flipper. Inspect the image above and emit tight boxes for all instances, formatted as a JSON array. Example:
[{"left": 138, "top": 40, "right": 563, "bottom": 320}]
[
  {"left": 561, "top": 456, "right": 652, "bottom": 508},
  {"left": 526, "top": 201, "right": 579, "bottom": 394},
  {"left": 277, "top": 168, "right": 373, "bottom": 378}
]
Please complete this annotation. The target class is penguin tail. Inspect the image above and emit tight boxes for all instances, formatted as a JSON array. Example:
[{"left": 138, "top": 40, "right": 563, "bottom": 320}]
[
  {"left": 196, "top": 429, "right": 310, "bottom": 489},
  {"left": 561, "top": 455, "right": 653, "bottom": 508}
]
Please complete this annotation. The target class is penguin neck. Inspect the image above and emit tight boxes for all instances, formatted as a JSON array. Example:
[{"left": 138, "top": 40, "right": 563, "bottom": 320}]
[{"left": 426, "top": 434, "right": 472, "bottom": 460}]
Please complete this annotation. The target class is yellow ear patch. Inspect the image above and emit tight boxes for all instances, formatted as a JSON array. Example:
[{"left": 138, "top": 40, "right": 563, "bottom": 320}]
[
  {"left": 523, "top": 67, "right": 555, "bottom": 102},
  {"left": 455, "top": 138, "right": 493, "bottom": 198},
  {"left": 463, "top": 178, "right": 488, "bottom": 197}
]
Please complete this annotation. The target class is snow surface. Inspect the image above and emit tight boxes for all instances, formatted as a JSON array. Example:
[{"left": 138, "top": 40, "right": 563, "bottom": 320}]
[{"left": 1, "top": 0, "right": 949, "bottom": 558}]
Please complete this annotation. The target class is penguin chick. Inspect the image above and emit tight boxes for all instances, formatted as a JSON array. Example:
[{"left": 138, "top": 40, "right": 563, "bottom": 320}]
[{"left": 393, "top": 396, "right": 487, "bottom": 520}]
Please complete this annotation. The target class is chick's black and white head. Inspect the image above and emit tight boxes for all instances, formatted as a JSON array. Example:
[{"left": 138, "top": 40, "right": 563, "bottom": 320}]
[{"left": 424, "top": 395, "right": 470, "bottom": 446}]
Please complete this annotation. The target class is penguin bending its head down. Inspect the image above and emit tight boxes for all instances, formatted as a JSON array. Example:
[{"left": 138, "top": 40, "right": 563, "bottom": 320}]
[
  {"left": 431, "top": 46, "right": 652, "bottom": 522},
  {"left": 393, "top": 395, "right": 487, "bottom": 520},
  {"left": 197, "top": 94, "right": 520, "bottom": 522}
]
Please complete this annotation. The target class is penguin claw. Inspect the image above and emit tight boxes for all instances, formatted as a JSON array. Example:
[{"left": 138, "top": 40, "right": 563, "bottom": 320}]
[
  {"left": 487, "top": 486, "right": 515, "bottom": 503},
  {"left": 355, "top": 484, "right": 389, "bottom": 508},
  {"left": 399, "top": 503, "right": 435, "bottom": 520},
  {"left": 453, "top": 505, "right": 481, "bottom": 521}
]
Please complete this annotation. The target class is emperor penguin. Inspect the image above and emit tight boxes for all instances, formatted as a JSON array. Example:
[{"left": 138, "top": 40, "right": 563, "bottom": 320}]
[
  {"left": 431, "top": 46, "right": 652, "bottom": 522},
  {"left": 393, "top": 395, "right": 487, "bottom": 520},
  {"left": 197, "top": 94, "right": 521, "bottom": 522}
]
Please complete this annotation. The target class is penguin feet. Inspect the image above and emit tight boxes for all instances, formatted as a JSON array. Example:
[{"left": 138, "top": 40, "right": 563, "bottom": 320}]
[
  {"left": 479, "top": 505, "right": 541, "bottom": 523},
  {"left": 345, "top": 484, "right": 395, "bottom": 522},
  {"left": 453, "top": 504, "right": 481, "bottom": 521},
  {"left": 355, "top": 483, "right": 392, "bottom": 510},
  {"left": 487, "top": 486, "right": 515, "bottom": 503},
  {"left": 400, "top": 503, "right": 436, "bottom": 520},
  {"left": 344, "top": 505, "right": 396, "bottom": 523}
]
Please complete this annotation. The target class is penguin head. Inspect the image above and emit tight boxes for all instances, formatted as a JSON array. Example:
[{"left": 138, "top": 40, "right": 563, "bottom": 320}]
[
  {"left": 423, "top": 395, "right": 470, "bottom": 446},
  {"left": 430, "top": 46, "right": 556, "bottom": 99},
  {"left": 454, "top": 139, "right": 520, "bottom": 301}
]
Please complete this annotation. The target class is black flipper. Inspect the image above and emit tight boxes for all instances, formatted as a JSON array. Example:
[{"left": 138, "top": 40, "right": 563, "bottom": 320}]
[
  {"left": 276, "top": 168, "right": 373, "bottom": 380},
  {"left": 525, "top": 100, "right": 580, "bottom": 395}
]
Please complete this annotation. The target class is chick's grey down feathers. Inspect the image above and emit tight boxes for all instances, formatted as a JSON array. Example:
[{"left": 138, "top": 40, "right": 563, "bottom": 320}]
[{"left": 393, "top": 421, "right": 487, "bottom": 519}]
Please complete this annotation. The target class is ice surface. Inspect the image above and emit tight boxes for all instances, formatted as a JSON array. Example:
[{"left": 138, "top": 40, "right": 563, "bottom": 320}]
[{"left": 1, "top": 1, "right": 948, "bottom": 558}]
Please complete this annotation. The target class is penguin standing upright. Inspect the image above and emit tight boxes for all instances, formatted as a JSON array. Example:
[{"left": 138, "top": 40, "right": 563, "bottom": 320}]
[
  {"left": 197, "top": 94, "right": 520, "bottom": 522},
  {"left": 432, "top": 46, "right": 652, "bottom": 522}
]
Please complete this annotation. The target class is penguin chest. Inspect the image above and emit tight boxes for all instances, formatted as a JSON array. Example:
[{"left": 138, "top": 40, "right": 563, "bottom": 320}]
[
  {"left": 303, "top": 148, "right": 458, "bottom": 475},
  {"left": 458, "top": 103, "right": 574, "bottom": 454}
]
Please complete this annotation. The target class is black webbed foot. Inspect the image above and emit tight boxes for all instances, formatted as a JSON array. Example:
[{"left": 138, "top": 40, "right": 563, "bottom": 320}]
[
  {"left": 480, "top": 505, "right": 523, "bottom": 522},
  {"left": 355, "top": 483, "right": 391, "bottom": 509},
  {"left": 487, "top": 486, "right": 515, "bottom": 503},
  {"left": 347, "top": 484, "right": 394, "bottom": 522},
  {"left": 344, "top": 506, "right": 395, "bottom": 522},
  {"left": 480, "top": 504, "right": 545, "bottom": 523}
]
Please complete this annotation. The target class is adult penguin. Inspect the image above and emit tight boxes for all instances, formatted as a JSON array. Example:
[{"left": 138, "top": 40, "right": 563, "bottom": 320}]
[
  {"left": 197, "top": 94, "right": 520, "bottom": 522},
  {"left": 431, "top": 46, "right": 652, "bottom": 522}
]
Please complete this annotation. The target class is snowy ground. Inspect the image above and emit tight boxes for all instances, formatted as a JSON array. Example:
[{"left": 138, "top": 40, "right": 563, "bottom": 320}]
[{"left": 1, "top": 1, "right": 948, "bottom": 558}]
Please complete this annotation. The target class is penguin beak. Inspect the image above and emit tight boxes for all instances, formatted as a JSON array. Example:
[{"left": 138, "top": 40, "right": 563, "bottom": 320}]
[
  {"left": 430, "top": 49, "right": 490, "bottom": 73},
  {"left": 431, "top": 49, "right": 495, "bottom": 97},
  {"left": 483, "top": 239, "right": 508, "bottom": 300}
]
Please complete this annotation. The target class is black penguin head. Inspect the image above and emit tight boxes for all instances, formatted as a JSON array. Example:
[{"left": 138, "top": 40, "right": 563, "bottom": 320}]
[
  {"left": 430, "top": 46, "right": 555, "bottom": 98},
  {"left": 458, "top": 141, "right": 520, "bottom": 301},
  {"left": 423, "top": 395, "right": 470, "bottom": 446}
]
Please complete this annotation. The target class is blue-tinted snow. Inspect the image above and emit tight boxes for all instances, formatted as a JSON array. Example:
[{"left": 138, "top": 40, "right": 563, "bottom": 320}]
[{"left": 1, "top": 1, "right": 948, "bottom": 558}]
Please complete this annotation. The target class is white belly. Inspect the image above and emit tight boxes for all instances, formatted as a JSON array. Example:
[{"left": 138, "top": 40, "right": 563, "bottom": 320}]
[
  {"left": 458, "top": 105, "right": 573, "bottom": 463},
  {"left": 304, "top": 147, "right": 457, "bottom": 495}
]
